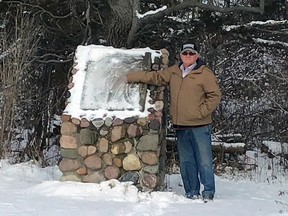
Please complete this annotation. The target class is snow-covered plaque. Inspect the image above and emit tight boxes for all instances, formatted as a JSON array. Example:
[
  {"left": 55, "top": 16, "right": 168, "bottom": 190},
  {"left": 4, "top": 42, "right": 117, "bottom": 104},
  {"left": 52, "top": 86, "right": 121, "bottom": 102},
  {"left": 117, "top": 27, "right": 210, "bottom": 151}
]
[
  {"left": 81, "top": 54, "right": 143, "bottom": 110},
  {"left": 64, "top": 45, "right": 161, "bottom": 120}
]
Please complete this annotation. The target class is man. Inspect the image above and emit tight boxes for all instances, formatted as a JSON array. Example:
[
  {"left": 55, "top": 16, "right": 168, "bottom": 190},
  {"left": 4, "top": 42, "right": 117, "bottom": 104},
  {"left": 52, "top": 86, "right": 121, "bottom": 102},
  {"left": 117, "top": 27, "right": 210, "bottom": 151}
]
[{"left": 126, "top": 42, "right": 221, "bottom": 202}]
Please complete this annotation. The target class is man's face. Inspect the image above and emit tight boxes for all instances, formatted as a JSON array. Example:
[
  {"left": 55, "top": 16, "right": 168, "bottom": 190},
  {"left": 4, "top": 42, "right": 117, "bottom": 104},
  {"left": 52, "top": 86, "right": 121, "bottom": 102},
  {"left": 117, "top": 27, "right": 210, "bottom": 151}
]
[{"left": 180, "top": 51, "right": 199, "bottom": 67}]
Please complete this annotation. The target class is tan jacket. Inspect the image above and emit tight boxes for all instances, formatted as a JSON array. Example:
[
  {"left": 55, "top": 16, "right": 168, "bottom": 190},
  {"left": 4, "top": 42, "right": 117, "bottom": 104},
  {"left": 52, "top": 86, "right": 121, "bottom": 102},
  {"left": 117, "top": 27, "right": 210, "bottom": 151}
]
[{"left": 127, "top": 63, "right": 221, "bottom": 126}]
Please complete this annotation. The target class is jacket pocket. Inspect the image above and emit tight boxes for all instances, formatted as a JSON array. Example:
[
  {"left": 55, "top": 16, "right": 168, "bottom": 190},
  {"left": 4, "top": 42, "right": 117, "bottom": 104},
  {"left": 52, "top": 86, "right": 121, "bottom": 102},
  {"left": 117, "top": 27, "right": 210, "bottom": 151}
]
[{"left": 183, "top": 106, "right": 202, "bottom": 121}]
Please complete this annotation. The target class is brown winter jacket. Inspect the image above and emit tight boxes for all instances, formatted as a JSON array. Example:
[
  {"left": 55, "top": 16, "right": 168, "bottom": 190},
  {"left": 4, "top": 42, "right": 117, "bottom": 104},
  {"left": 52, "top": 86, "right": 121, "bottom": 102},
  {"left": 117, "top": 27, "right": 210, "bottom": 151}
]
[{"left": 126, "top": 62, "right": 221, "bottom": 127}]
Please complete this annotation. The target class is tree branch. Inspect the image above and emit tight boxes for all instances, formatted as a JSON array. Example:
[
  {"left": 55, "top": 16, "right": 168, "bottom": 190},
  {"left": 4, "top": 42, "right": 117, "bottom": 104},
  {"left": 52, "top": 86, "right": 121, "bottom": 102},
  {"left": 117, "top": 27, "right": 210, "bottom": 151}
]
[
  {"left": 36, "top": 59, "right": 72, "bottom": 64},
  {"left": 140, "top": 0, "right": 264, "bottom": 23},
  {"left": 2, "top": 1, "right": 72, "bottom": 19},
  {"left": 249, "top": 80, "right": 288, "bottom": 114},
  {"left": 35, "top": 53, "right": 67, "bottom": 59},
  {"left": 0, "top": 39, "right": 22, "bottom": 60}
]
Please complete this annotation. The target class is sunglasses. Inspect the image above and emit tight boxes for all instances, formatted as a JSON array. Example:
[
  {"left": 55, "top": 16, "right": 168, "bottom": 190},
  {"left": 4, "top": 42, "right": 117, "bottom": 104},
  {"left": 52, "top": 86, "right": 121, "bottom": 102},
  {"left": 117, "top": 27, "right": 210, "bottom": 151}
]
[{"left": 181, "top": 51, "right": 196, "bottom": 56}]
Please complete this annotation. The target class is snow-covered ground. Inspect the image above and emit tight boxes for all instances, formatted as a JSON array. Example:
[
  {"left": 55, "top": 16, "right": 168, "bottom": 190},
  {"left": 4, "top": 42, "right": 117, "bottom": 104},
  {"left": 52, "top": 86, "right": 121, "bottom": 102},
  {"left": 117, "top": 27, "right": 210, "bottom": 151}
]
[{"left": 0, "top": 160, "right": 287, "bottom": 216}]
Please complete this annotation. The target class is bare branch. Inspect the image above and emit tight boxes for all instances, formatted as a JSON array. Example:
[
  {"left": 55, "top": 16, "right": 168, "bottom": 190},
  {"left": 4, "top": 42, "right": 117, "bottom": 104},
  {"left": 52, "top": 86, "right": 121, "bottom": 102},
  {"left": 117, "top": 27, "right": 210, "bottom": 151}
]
[
  {"left": 0, "top": 39, "right": 22, "bottom": 60},
  {"left": 264, "top": 71, "right": 288, "bottom": 82},
  {"left": 2, "top": 1, "right": 72, "bottom": 19},
  {"left": 34, "top": 53, "right": 67, "bottom": 59},
  {"left": 249, "top": 80, "right": 288, "bottom": 114},
  {"left": 36, "top": 59, "right": 72, "bottom": 64},
  {"left": 140, "top": 0, "right": 264, "bottom": 23}
]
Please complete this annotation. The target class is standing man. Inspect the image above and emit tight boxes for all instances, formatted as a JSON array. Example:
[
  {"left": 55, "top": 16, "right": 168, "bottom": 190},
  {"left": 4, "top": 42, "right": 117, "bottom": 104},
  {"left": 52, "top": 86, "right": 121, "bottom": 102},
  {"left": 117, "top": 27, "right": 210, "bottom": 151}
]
[{"left": 126, "top": 42, "right": 221, "bottom": 202}]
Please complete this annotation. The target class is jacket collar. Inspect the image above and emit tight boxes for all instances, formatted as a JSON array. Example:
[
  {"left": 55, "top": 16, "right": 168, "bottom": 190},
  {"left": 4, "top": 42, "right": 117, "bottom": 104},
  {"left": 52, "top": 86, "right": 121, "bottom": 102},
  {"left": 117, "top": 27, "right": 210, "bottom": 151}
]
[
  {"left": 178, "top": 58, "right": 206, "bottom": 69},
  {"left": 176, "top": 58, "right": 206, "bottom": 75}
]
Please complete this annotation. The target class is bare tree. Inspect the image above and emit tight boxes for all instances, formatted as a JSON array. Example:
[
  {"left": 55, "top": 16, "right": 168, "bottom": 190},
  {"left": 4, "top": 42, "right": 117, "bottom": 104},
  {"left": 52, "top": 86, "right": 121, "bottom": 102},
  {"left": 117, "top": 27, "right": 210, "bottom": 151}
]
[{"left": 0, "top": 6, "right": 41, "bottom": 159}]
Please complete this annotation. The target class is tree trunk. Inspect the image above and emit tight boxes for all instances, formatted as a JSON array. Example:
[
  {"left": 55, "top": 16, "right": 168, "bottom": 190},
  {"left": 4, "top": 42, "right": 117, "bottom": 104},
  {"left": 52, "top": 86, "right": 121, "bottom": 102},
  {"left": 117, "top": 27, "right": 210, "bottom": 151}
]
[{"left": 107, "top": 0, "right": 139, "bottom": 48}]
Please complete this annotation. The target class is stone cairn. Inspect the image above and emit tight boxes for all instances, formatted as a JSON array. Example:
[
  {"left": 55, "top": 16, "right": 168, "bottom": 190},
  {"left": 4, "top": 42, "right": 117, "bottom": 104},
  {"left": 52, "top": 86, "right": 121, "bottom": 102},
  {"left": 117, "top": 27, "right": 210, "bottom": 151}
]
[{"left": 59, "top": 49, "right": 170, "bottom": 191}]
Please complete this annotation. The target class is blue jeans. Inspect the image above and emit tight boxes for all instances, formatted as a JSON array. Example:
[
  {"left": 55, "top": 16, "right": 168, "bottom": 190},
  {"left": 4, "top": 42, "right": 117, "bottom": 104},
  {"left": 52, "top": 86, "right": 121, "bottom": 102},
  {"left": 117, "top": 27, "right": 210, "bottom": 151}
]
[{"left": 176, "top": 124, "right": 215, "bottom": 198}]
